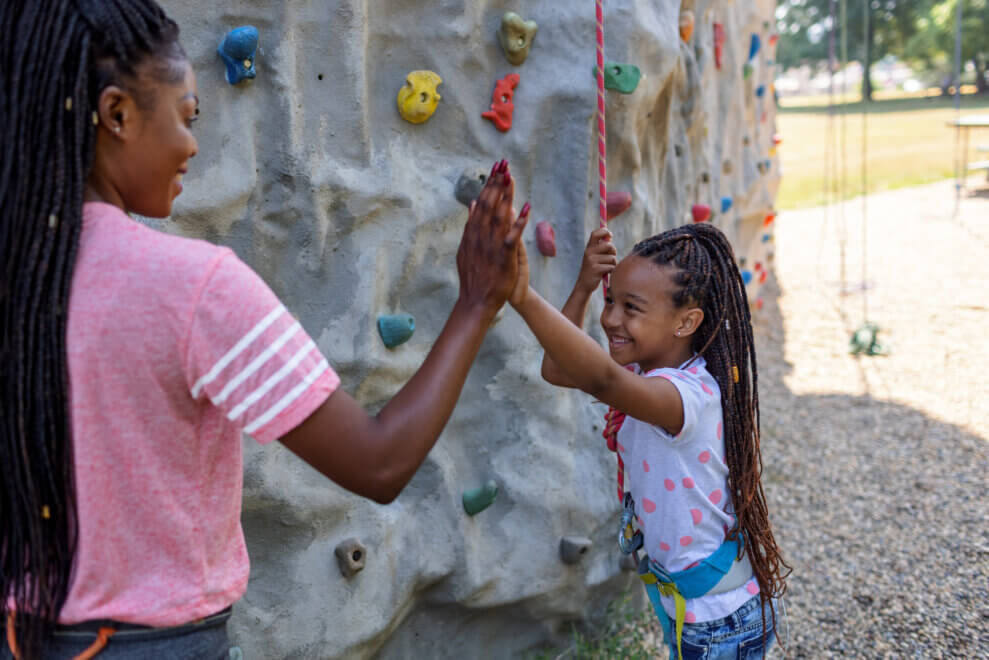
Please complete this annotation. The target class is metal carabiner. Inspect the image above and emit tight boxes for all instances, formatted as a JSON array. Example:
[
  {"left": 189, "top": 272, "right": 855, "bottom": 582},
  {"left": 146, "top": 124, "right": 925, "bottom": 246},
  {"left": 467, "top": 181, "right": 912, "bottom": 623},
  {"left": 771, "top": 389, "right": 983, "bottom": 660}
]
[{"left": 618, "top": 492, "right": 644, "bottom": 555}]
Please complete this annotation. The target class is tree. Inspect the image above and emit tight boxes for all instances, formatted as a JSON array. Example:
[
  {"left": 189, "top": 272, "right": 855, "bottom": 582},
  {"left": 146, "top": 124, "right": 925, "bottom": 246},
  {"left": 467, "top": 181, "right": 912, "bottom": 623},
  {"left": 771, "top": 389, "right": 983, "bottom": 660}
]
[
  {"left": 776, "top": 0, "right": 933, "bottom": 100},
  {"left": 906, "top": 0, "right": 989, "bottom": 94}
]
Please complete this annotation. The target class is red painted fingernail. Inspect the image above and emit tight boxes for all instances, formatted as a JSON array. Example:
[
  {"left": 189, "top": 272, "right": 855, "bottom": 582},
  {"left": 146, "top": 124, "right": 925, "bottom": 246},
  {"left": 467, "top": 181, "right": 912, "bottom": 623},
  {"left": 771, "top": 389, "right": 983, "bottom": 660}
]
[
  {"left": 490, "top": 161, "right": 500, "bottom": 178},
  {"left": 499, "top": 160, "right": 508, "bottom": 173},
  {"left": 520, "top": 202, "right": 531, "bottom": 217}
]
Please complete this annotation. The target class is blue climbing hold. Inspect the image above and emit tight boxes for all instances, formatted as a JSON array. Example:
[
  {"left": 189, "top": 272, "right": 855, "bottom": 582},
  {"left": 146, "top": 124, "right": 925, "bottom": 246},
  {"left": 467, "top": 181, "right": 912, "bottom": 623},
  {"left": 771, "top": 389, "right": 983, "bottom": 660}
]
[
  {"left": 748, "top": 34, "right": 761, "bottom": 61},
  {"left": 721, "top": 196, "right": 733, "bottom": 213},
  {"left": 761, "top": 233, "right": 771, "bottom": 243},
  {"left": 756, "top": 85, "right": 766, "bottom": 97},
  {"left": 218, "top": 26, "right": 259, "bottom": 85},
  {"left": 377, "top": 313, "right": 415, "bottom": 348},
  {"left": 741, "top": 270, "right": 753, "bottom": 284}
]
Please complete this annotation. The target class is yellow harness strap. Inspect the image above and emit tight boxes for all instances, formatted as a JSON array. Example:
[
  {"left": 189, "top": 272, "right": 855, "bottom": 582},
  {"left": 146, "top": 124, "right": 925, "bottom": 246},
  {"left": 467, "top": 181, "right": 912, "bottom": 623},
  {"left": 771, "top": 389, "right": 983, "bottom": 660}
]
[{"left": 639, "top": 571, "right": 687, "bottom": 660}]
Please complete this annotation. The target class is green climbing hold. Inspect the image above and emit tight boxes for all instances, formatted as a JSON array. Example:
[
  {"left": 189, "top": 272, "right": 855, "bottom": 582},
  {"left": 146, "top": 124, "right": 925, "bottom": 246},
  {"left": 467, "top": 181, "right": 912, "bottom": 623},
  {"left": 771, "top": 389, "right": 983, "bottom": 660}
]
[
  {"left": 743, "top": 63, "right": 754, "bottom": 79},
  {"left": 378, "top": 313, "right": 415, "bottom": 349},
  {"left": 462, "top": 480, "right": 498, "bottom": 516},
  {"left": 849, "top": 323, "right": 888, "bottom": 356},
  {"left": 594, "top": 62, "right": 641, "bottom": 94}
]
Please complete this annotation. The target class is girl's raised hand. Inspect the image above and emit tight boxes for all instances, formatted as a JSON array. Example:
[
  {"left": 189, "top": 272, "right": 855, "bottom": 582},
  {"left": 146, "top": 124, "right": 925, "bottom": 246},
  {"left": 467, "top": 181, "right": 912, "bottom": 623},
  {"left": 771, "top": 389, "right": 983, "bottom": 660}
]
[
  {"left": 457, "top": 160, "right": 529, "bottom": 315},
  {"left": 575, "top": 227, "right": 618, "bottom": 293},
  {"left": 508, "top": 202, "right": 532, "bottom": 308}
]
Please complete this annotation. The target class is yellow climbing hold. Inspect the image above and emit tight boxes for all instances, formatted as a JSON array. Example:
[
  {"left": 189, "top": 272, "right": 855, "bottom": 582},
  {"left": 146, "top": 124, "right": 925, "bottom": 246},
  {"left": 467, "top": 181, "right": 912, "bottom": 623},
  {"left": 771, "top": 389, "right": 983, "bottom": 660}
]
[{"left": 397, "top": 70, "right": 442, "bottom": 124}]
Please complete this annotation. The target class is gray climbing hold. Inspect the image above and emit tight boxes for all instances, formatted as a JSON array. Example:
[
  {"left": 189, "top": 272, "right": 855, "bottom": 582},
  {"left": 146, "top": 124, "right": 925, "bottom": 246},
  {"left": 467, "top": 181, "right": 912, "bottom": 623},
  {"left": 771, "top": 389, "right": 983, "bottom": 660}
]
[
  {"left": 559, "top": 536, "right": 592, "bottom": 564},
  {"left": 334, "top": 538, "right": 367, "bottom": 578},
  {"left": 723, "top": 160, "right": 733, "bottom": 175},
  {"left": 455, "top": 169, "right": 487, "bottom": 208},
  {"left": 674, "top": 144, "right": 683, "bottom": 157},
  {"left": 228, "top": 647, "right": 243, "bottom": 660},
  {"left": 700, "top": 172, "right": 710, "bottom": 184},
  {"left": 378, "top": 313, "right": 415, "bottom": 349},
  {"left": 462, "top": 480, "right": 498, "bottom": 516}
]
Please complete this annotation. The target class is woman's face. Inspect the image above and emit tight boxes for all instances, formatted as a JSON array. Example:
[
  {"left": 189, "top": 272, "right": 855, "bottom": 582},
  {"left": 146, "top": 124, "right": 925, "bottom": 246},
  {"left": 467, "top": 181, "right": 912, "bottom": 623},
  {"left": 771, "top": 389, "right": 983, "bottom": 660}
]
[{"left": 92, "top": 58, "right": 199, "bottom": 218}]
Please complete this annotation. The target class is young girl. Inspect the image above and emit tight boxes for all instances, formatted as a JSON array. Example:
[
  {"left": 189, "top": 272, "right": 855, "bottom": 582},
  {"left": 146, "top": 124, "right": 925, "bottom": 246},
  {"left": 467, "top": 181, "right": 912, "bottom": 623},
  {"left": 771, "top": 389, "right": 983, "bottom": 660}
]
[
  {"left": 509, "top": 223, "right": 789, "bottom": 659},
  {"left": 0, "top": 1, "right": 527, "bottom": 658}
]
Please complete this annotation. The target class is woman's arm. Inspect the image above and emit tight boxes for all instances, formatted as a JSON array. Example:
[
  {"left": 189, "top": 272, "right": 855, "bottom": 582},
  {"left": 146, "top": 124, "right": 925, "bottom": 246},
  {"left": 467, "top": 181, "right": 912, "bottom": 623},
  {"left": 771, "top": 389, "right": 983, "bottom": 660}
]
[
  {"left": 514, "top": 284, "right": 685, "bottom": 435},
  {"left": 279, "top": 163, "right": 530, "bottom": 504}
]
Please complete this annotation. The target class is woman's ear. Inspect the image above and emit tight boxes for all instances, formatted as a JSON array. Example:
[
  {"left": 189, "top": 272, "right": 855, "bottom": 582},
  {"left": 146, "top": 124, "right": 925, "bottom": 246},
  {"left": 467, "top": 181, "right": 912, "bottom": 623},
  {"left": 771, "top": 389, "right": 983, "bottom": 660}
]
[
  {"left": 677, "top": 307, "right": 705, "bottom": 337},
  {"left": 96, "top": 85, "right": 139, "bottom": 140}
]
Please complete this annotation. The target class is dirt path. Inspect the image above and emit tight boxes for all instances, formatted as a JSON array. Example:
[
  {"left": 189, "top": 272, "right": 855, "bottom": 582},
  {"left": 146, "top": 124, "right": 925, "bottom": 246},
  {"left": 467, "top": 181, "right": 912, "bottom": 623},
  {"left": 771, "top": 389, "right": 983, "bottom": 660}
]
[{"left": 756, "top": 178, "right": 989, "bottom": 658}]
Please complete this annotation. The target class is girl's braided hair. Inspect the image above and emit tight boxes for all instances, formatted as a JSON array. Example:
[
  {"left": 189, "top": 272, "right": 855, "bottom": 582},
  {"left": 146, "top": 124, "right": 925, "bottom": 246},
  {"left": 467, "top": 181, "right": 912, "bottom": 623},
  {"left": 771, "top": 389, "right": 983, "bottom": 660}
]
[
  {"left": 631, "top": 223, "right": 790, "bottom": 636},
  {"left": 0, "top": 1, "right": 183, "bottom": 656}
]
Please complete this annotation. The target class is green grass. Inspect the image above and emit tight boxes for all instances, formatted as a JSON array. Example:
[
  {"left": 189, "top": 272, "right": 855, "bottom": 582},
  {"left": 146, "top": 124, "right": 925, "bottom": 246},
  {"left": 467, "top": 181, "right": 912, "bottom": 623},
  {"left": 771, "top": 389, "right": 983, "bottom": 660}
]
[{"left": 776, "top": 92, "right": 989, "bottom": 209}]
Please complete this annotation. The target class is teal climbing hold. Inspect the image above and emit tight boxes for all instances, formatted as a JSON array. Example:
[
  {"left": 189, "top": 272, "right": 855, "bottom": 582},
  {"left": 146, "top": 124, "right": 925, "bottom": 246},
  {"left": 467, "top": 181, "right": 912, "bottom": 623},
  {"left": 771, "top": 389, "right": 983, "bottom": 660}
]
[
  {"left": 849, "top": 323, "right": 888, "bottom": 356},
  {"left": 377, "top": 314, "right": 415, "bottom": 348},
  {"left": 463, "top": 480, "right": 498, "bottom": 516},
  {"left": 721, "top": 196, "right": 733, "bottom": 213},
  {"left": 594, "top": 62, "right": 641, "bottom": 94}
]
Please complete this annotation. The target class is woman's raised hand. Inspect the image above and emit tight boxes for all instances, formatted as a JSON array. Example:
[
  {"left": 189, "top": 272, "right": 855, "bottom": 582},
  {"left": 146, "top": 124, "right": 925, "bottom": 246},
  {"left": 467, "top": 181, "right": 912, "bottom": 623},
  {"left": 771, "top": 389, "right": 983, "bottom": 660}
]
[
  {"left": 575, "top": 227, "right": 618, "bottom": 293},
  {"left": 457, "top": 160, "right": 530, "bottom": 316}
]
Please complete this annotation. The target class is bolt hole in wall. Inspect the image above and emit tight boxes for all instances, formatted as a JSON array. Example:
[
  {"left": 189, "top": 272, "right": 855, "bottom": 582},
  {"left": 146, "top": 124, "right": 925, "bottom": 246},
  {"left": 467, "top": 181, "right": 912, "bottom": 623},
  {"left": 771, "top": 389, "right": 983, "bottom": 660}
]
[
  {"left": 317, "top": 73, "right": 323, "bottom": 80},
  {"left": 352, "top": 551, "right": 362, "bottom": 562}
]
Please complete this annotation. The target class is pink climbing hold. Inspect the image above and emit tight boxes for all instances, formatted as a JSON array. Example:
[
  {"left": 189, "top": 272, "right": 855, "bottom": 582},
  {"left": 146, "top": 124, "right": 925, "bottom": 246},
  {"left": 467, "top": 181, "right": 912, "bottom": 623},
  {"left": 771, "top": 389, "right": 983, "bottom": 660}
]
[
  {"left": 642, "top": 497, "right": 657, "bottom": 513},
  {"left": 606, "top": 191, "right": 632, "bottom": 221},
  {"left": 482, "top": 73, "right": 520, "bottom": 132},
  {"left": 691, "top": 204, "right": 711, "bottom": 223},
  {"left": 713, "top": 23, "right": 726, "bottom": 70},
  {"left": 535, "top": 220, "right": 556, "bottom": 256},
  {"left": 709, "top": 489, "right": 723, "bottom": 504},
  {"left": 690, "top": 508, "right": 703, "bottom": 525}
]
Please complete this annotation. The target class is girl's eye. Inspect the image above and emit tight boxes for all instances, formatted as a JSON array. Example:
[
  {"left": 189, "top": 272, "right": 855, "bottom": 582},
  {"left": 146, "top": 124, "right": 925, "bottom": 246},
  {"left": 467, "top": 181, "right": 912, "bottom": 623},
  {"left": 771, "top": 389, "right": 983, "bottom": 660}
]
[
  {"left": 625, "top": 303, "right": 640, "bottom": 313},
  {"left": 604, "top": 296, "right": 614, "bottom": 305}
]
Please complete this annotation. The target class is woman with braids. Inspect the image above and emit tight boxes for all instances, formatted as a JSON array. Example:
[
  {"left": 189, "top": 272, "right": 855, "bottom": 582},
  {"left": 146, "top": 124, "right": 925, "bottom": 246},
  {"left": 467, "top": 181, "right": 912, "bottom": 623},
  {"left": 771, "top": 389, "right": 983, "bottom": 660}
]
[
  {"left": 1, "top": 1, "right": 528, "bottom": 658},
  {"left": 508, "top": 223, "right": 789, "bottom": 659}
]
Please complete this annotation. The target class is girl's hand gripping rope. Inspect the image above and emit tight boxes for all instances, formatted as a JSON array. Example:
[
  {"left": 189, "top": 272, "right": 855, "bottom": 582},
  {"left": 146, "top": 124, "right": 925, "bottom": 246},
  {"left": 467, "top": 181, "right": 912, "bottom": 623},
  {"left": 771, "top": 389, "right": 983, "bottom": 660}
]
[
  {"left": 576, "top": 227, "right": 618, "bottom": 294},
  {"left": 461, "top": 160, "right": 529, "bottom": 318}
]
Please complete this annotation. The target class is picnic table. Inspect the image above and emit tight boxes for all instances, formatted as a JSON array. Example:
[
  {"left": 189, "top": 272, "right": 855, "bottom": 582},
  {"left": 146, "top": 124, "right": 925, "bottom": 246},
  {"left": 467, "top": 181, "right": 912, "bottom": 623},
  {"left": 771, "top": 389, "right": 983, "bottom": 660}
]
[{"left": 947, "top": 115, "right": 989, "bottom": 195}]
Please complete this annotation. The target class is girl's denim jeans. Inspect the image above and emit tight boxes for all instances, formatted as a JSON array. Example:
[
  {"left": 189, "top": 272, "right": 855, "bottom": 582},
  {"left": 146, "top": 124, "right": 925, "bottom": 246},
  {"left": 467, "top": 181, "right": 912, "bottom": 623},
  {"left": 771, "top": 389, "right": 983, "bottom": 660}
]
[{"left": 673, "top": 595, "right": 780, "bottom": 660}]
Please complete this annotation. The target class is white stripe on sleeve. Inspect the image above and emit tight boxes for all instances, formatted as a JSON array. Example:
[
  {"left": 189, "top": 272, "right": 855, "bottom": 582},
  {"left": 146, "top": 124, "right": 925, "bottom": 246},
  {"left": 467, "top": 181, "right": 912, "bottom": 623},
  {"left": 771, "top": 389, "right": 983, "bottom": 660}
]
[
  {"left": 244, "top": 360, "right": 329, "bottom": 435},
  {"left": 213, "top": 321, "right": 301, "bottom": 405},
  {"left": 191, "top": 305, "right": 285, "bottom": 398},
  {"left": 227, "top": 339, "right": 316, "bottom": 422}
]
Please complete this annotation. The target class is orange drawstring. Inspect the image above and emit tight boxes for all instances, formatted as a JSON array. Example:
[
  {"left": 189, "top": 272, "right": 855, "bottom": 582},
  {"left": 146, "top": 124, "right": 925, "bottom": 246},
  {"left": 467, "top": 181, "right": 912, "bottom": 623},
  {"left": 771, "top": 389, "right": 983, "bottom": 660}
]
[{"left": 6, "top": 612, "right": 116, "bottom": 660}]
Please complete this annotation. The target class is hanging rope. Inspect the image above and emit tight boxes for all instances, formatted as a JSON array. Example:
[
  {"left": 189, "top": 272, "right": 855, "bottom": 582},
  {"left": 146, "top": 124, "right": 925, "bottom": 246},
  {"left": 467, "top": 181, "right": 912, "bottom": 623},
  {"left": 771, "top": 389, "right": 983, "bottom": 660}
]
[
  {"left": 861, "top": 0, "right": 869, "bottom": 324},
  {"left": 952, "top": 0, "right": 964, "bottom": 216}
]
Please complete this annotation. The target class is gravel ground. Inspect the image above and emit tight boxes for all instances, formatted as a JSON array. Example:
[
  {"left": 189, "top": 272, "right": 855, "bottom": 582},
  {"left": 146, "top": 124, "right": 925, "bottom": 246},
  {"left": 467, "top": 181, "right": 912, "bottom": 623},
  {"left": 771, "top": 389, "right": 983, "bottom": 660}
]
[{"left": 755, "top": 179, "right": 989, "bottom": 659}]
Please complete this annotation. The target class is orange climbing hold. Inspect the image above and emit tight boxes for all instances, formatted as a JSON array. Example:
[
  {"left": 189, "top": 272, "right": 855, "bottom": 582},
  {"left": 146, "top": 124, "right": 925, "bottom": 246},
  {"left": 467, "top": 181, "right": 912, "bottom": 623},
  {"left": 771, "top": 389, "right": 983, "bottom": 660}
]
[
  {"left": 482, "top": 73, "right": 520, "bottom": 132},
  {"left": 764, "top": 212, "right": 776, "bottom": 226},
  {"left": 679, "top": 11, "right": 695, "bottom": 43},
  {"left": 606, "top": 191, "right": 632, "bottom": 221}
]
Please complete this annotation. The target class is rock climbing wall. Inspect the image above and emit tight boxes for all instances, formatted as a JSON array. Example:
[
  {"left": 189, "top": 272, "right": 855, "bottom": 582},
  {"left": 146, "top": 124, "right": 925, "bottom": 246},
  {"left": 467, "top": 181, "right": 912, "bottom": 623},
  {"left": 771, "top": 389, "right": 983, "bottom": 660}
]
[{"left": 155, "top": 0, "right": 780, "bottom": 657}]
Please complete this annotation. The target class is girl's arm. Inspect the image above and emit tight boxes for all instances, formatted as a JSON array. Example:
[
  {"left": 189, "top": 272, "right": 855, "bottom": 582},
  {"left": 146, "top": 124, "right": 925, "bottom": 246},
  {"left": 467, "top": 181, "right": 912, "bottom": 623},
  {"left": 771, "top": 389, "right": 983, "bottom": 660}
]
[
  {"left": 514, "top": 281, "right": 686, "bottom": 436},
  {"left": 279, "top": 165, "right": 530, "bottom": 504},
  {"left": 541, "top": 227, "right": 617, "bottom": 387}
]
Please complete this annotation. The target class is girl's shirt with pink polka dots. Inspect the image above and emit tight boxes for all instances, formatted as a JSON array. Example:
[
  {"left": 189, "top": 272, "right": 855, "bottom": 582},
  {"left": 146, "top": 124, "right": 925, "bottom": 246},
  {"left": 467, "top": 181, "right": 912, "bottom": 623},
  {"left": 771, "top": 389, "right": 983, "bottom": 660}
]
[{"left": 617, "top": 356, "right": 760, "bottom": 623}]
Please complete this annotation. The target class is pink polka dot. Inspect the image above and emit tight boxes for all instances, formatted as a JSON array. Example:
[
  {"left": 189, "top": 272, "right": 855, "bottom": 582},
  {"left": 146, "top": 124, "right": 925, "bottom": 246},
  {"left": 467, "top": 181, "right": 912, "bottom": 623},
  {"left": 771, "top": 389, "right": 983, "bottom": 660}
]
[
  {"left": 747, "top": 581, "right": 759, "bottom": 595},
  {"left": 664, "top": 479, "right": 676, "bottom": 491},
  {"left": 687, "top": 367, "right": 699, "bottom": 375},
  {"left": 682, "top": 477, "right": 695, "bottom": 489},
  {"left": 616, "top": 442, "right": 626, "bottom": 453},
  {"left": 637, "top": 516, "right": 645, "bottom": 527},
  {"left": 659, "top": 541, "right": 671, "bottom": 551},
  {"left": 680, "top": 536, "right": 693, "bottom": 547},
  {"left": 698, "top": 451, "right": 711, "bottom": 463},
  {"left": 658, "top": 374, "right": 672, "bottom": 382},
  {"left": 709, "top": 489, "right": 723, "bottom": 504},
  {"left": 701, "top": 382, "right": 714, "bottom": 396},
  {"left": 642, "top": 498, "right": 657, "bottom": 513},
  {"left": 690, "top": 508, "right": 702, "bottom": 524},
  {"left": 642, "top": 460, "right": 650, "bottom": 472},
  {"left": 684, "top": 611, "right": 697, "bottom": 624},
  {"left": 685, "top": 561, "right": 700, "bottom": 569},
  {"left": 716, "top": 421, "right": 723, "bottom": 439}
]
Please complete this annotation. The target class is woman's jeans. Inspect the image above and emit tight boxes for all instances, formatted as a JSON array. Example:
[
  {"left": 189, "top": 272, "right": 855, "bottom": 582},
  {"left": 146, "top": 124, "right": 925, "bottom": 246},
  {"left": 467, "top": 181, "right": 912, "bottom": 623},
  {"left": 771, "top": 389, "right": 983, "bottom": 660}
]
[{"left": 673, "top": 595, "right": 780, "bottom": 660}]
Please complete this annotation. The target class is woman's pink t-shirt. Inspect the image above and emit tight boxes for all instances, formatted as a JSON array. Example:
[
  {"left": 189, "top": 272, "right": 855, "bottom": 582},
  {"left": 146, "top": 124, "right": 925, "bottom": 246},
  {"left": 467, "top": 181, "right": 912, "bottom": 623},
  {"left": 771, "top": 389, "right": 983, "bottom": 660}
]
[{"left": 58, "top": 202, "right": 339, "bottom": 625}]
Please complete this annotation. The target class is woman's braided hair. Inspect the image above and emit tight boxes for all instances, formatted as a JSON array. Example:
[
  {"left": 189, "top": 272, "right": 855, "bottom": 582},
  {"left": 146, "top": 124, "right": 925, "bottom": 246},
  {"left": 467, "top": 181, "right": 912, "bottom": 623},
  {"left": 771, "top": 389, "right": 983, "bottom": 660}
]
[
  {"left": 0, "top": 1, "right": 182, "bottom": 656},
  {"left": 632, "top": 223, "right": 790, "bottom": 636}
]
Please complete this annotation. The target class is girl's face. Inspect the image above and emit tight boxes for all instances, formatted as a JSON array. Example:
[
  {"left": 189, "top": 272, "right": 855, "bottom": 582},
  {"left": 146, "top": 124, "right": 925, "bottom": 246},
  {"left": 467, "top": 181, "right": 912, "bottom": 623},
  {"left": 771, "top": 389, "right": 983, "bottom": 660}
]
[
  {"left": 600, "top": 255, "right": 701, "bottom": 372},
  {"left": 90, "top": 58, "right": 199, "bottom": 218}
]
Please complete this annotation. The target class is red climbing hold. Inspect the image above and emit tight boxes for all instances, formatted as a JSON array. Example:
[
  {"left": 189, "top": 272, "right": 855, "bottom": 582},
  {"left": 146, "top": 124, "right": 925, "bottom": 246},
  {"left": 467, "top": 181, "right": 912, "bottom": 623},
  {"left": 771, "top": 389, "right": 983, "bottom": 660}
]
[
  {"left": 691, "top": 204, "right": 711, "bottom": 223},
  {"left": 763, "top": 212, "right": 776, "bottom": 226},
  {"left": 759, "top": 270, "right": 768, "bottom": 284},
  {"left": 713, "top": 23, "right": 726, "bottom": 70},
  {"left": 482, "top": 73, "right": 520, "bottom": 132},
  {"left": 773, "top": 134, "right": 783, "bottom": 146},
  {"left": 535, "top": 220, "right": 557, "bottom": 256},
  {"left": 756, "top": 298, "right": 764, "bottom": 310},
  {"left": 606, "top": 191, "right": 632, "bottom": 221},
  {"left": 769, "top": 34, "right": 779, "bottom": 48}
]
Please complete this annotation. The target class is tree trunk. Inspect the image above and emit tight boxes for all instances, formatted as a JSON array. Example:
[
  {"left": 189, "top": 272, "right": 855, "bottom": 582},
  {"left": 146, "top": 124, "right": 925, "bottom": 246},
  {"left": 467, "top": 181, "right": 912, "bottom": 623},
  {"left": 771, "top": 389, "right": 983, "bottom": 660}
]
[
  {"left": 977, "top": 57, "right": 989, "bottom": 94},
  {"left": 861, "top": 5, "right": 875, "bottom": 101}
]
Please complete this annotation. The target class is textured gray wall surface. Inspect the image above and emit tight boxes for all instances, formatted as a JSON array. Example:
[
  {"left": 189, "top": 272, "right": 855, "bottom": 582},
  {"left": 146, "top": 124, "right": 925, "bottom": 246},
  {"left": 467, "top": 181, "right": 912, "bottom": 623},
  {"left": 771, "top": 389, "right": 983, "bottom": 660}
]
[{"left": 156, "top": 1, "right": 779, "bottom": 657}]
